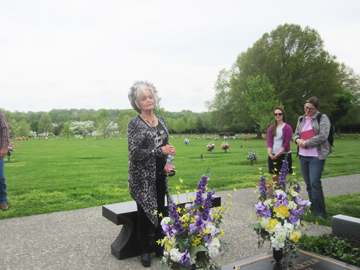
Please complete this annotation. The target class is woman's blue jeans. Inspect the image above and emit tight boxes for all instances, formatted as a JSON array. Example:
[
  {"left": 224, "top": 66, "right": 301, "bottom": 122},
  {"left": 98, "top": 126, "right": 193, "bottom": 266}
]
[
  {"left": 299, "top": 156, "right": 326, "bottom": 218},
  {"left": 0, "top": 158, "right": 7, "bottom": 204}
]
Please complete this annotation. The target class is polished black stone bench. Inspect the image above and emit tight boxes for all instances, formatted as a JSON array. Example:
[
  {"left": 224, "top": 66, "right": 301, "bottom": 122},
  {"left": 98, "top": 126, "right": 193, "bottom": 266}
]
[{"left": 102, "top": 192, "right": 221, "bottom": 260}]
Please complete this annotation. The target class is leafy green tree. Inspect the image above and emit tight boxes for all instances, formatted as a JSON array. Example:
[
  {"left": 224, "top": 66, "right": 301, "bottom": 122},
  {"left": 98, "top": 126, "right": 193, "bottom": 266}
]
[
  {"left": 81, "top": 112, "right": 97, "bottom": 122},
  {"left": 329, "top": 89, "right": 357, "bottom": 135},
  {"left": 166, "top": 118, "right": 176, "bottom": 133},
  {"left": 229, "top": 24, "right": 343, "bottom": 128},
  {"left": 60, "top": 122, "right": 74, "bottom": 139},
  {"left": 242, "top": 74, "right": 282, "bottom": 137},
  {"left": 174, "top": 118, "right": 186, "bottom": 134},
  {"left": 54, "top": 122, "right": 64, "bottom": 136},
  {"left": 38, "top": 114, "right": 53, "bottom": 134},
  {"left": 186, "top": 115, "right": 197, "bottom": 134},
  {"left": 153, "top": 107, "right": 167, "bottom": 119},
  {"left": 30, "top": 120, "right": 39, "bottom": 132},
  {"left": 17, "top": 120, "right": 30, "bottom": 137},
  {"left": 96, "top": 109, "right": 112, "bottom": 139},
  {"left": 117, "top": 109, "right": 138, "bottom": 134}
]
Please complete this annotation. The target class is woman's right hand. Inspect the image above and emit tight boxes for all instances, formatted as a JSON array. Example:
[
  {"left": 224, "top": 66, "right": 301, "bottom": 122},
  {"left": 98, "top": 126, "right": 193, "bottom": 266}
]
[{"left": 161, "top": 145, "right": 176, "bottom": 156}]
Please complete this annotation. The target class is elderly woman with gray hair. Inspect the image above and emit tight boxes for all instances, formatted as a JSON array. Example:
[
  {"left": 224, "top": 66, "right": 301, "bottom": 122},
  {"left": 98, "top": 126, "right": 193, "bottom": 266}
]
[{"left": 127, "top": 81, "right": 176, "bottom": 267}]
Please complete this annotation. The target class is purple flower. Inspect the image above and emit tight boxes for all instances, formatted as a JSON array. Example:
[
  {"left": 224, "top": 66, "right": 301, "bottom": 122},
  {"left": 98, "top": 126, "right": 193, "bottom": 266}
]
[
  {"left": 194, "top": 175, "right": 210, "bottom": 205},
  {"left": 259, "top": 175, "right": 268, "bottom": 200},
  {"left": 168, "top": 203, "right": 184, "bottom": 235},
  {"left": 256, "top": 202, "right": 271, "bottom": 218},
  {"left": 292, "top": 181, "right": 301, "bottom": 193},
  {"left": 179, "top": 249, "right": 191, "bottom": 267},
  {"left": 295, "top": 197, "right": 311, "bottom": 215},
  {"left": 278, "top": 160, "right": 289, "bottom": 187},
  {"left": 289, "top": 209, "right": 299, "bottom": 224},
  {"left": 189, "top": 215, "right": 205, "bottom": 234},
  {"left": 275, "top": 190, "right": 288, "bottom": 207}
]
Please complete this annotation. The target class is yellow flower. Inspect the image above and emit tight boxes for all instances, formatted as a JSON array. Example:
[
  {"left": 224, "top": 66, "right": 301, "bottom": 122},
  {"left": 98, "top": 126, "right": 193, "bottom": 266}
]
[
  {"left": 275, "top": 204, "right": 290, "bottom": 219},
  {"left": 154, "top": 210, "right": 158, "bottom": 215},
  {"left": 274, "top": 168, "right": 278, "bottom": 171},
  {"left": 291, "top": 166, "right": 296, "bottom": 169},
  {"left": 258, "top": 168, "right": 262, "bottom": 171},
  {"left": 159, "top": 212, "right": 163, "bottom": 218},
  {"left": 177, "top": 207, "right": 182, "bottom": 213},
  {"left": 268, "top": 218, "right": 278, "bottom": 230},
  {"left": 203, "top": 228, "right": 210, "bottom": 234},
  {"left": 292, "top": 172, "right": 296, "bottom": 176},
  {"left": 289, "top": 231, "right": 301, "bottom": 242},
  {"left": 179, "top": 178, "right": 183, "bottom": 183},
  {"left": 316, "top": 221, "right": 319, "bottom": 225},
  {"left": 177, "top": 191, "right": 180, "bottom": 195},
  {"left": 227, "top": 193, "right": 232, "bottom": 197},
  {"left": 156, "top": 239, "right": 162, "bottom": 245},
  {"left": 230, "top": 202, "right": 233, "bottom": 206},
  {"left": 234, "top": 187, "right": 237, "bottom": 191},
  {"left": 176, "top": 186, "right": 180, "bottom": 190},
  {"left": 185, "top": 190, "right": 189, "bottom": 193},
  {"left": 273, "top": 162, "right": 277, "bottom": 165},
  {"left": 253, "top": 189, "right": 258, "bottom": 194}
]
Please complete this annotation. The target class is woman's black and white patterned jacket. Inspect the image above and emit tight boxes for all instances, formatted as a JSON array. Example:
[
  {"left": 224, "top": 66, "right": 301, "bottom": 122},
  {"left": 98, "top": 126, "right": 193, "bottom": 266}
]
[{"left": 127, "top": 115, "right": 172, "bottom": 227}]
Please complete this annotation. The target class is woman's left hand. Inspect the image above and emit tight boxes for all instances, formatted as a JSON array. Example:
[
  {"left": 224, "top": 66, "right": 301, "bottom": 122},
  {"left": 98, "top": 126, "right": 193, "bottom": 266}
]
[{"left": 164, "top": 165, "right": 175, "bottom": 174}]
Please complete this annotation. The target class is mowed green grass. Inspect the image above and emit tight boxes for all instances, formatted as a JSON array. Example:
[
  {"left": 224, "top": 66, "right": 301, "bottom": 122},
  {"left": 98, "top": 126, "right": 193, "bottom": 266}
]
[{"left": 2, "top": 135, "right": 359, "bottom": 220}]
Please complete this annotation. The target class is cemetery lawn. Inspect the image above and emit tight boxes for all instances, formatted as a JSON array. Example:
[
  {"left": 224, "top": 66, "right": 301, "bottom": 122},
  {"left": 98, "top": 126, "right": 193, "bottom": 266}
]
[{"left": 2, "top": 135, "right": 360, "bottom": 220}]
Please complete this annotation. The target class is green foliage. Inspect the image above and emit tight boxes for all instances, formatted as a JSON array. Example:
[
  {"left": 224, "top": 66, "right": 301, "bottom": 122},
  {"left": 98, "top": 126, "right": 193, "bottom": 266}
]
[
  {"left": 116, "top": 109, "right": 137, "bottom": 134},
  {"left": 38, "top": 114, "right": 53, "bottom": 134},
  {"left": 17, "top": 120, "right": 30, "bottom": 137},
  {"left": 301, "top": 193, "right": 360, "bottom": 227},
  {"left": 30, "top": 120, "right": 39, "bottom": 132},
  {"left": 60, "top": 122, "right": 74, "bottom": 139},
  {"left": 186, "top": 115, "right": 197, "bottom": 133},
  {"left": 298, "top": 234, "right": 360, "bottom": 267},
  {"left": 243, "top": 74, "right": 282, "bottom": 134},
  {"left": 174, "top": 118, "right": 187, "bottom": 133},
  {"left": 209, "top": 24, "right": 354, "bottom": 131}
]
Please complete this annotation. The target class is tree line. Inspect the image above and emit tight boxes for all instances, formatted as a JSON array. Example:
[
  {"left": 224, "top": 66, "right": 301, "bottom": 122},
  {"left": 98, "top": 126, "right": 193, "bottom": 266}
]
[{"left": 1, "top": 107, "right": 222, "bottom": 139}]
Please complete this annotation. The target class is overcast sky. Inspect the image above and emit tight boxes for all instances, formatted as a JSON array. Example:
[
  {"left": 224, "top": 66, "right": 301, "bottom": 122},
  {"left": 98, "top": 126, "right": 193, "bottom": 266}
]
[{"left": 1, "top": 0, "right": 359, "bottom": 113}]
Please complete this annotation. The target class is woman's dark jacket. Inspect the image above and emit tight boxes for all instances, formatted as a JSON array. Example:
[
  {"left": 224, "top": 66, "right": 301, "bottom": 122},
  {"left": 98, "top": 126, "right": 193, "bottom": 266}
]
[{"left": 127, "top": 115, "right": 172, "bottom": 227}]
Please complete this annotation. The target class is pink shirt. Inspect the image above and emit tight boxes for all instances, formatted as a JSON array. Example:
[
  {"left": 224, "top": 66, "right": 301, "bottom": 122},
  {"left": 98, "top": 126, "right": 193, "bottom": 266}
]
[{"left": 299, "top": 117, "right": 318, "bottom": 157}]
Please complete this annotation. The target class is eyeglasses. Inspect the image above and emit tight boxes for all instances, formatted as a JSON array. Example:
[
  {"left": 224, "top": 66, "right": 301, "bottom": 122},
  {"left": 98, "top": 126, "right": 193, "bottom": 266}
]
[
  {"left": 304, "top": 106, "right": 316, "bottom": 111},
  {"left": 274, "top": 113, "right": 283, "bottom": 116}
]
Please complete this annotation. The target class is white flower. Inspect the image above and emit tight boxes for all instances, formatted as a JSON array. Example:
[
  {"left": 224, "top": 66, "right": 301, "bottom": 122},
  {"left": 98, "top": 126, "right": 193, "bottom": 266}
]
[
  {"left": 169, "top": 248, "right": 182, "bottom": 263},
  {"left": 288, "top": 201, "right": 297, "bottom": 210},
  {"left": 208, "top": 238, "right": 220, "bottom": 258},
  {"left": 291, "top": 190, "right": 299, "bottom": 197},
  {"left": 264, "top": 199, "right": 273, "bottom": 208},
  {"left": 161, "top": 217, "right": 171, "bottom": 225},
  {"left": 205, "top": 222, "right": 217, "bottom": 236},
  {"left": 283, "top": 220, "right": 294, "bottom": 234}
]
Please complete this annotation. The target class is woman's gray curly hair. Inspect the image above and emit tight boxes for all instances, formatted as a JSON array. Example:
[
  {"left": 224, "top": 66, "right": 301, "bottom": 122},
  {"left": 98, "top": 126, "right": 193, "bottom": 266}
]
[{"left": 128, "top": 81, "right": 159, "bottom": 113}]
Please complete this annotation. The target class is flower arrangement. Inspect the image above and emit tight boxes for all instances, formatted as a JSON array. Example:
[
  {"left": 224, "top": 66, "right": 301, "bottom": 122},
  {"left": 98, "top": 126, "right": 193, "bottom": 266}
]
[
  {"left": 7, "top": 142, "right": 15, "bottom": 156},
  {"left": 221, "top": 142, "right": 230, "bottom": 154},
  {"left": 246, "top": 149, "right": 258, "bottom": 166},
  {"left": 207, "top": 142, "right": 215, "bottom": 153},
  {"left": 158, "top": 175, "right": 231, "bottom": 270},
  {"left": 250, "top": 161, "right": 311, "bottom": 264}
]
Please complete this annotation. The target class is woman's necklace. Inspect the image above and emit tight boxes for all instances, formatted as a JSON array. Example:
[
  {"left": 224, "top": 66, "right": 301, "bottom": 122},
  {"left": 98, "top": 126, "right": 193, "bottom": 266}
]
[
  {"left": 142, "top": 114, "right": 157, "bottom": 134},
  {"left": 142, "top": 114, "right": 155, "bottom": 127}
]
